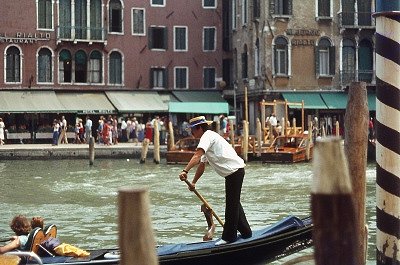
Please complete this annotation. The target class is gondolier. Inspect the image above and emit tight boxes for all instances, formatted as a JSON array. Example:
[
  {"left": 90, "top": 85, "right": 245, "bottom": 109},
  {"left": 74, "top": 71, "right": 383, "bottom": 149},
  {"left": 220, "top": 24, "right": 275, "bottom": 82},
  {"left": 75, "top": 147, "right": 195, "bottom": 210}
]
[{"left": 179, "top": 116, "right": 252, "bottom": 245}]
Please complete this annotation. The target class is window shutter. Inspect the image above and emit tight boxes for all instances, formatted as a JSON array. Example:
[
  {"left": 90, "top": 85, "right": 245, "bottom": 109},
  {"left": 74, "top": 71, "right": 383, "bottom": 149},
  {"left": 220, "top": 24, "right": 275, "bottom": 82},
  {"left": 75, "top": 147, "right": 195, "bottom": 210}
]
[
  {"left": 148, "top": 27, "right": 153, "bottom": 49},
  {"left": 329, "top": 46, "right": 336, "bottom": 75},
  {"left": 288, "top": 0, "right": 293, "bottom": 15},
  {"left": 164, "top": 69, "right": 168, "bottom": 88},
  {"left": 163, "top": 28, "right": 168, "bottom": 50},
  {"left": 315, "top": 46, "right": 320, "bottom": 76},
  {"left": 270, "top": 0, "right": 276, "bottom": 15}
]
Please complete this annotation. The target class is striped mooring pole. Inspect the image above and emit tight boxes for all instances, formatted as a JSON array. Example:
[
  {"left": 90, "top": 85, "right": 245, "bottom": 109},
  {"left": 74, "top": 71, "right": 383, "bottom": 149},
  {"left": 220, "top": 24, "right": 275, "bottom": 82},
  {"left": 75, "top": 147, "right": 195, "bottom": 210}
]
[{"left": 374, "top": 1, "right": 400, "bottom": 264}]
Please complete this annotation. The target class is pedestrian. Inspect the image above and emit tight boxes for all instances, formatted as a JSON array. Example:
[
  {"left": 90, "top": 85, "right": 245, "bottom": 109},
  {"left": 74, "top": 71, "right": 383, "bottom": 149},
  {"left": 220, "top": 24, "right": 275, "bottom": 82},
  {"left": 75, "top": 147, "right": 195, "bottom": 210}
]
[
  {"left": 0, "top": 117, "right": 5, "bottom": 145},
  {"left": 112, "top": 116, "right": 118, "bottom": 145},
  {"left": 60, "top": 116, "right": 68, "bottom": 144},
  {"left": 74, "top": 123, "right": 81, "bottom": 144},
  {"left": 369, "top": 117, "right": 375, "bottom": 142},
  {"left": 52, "top": 119, "right": 60, "bottom": 146},
  {"left": 179, "top": 116, "right": 252, "bottom": 245},
  {"left": 84, "top": 116, "right": 92, "bottom": 143}
]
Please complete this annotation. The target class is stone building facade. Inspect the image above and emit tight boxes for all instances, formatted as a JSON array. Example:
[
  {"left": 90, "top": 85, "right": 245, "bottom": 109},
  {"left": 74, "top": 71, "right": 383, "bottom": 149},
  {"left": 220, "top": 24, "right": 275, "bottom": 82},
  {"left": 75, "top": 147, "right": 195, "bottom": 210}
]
[{"left": 226, "top": 0, "right": 376, "bottom": 133}]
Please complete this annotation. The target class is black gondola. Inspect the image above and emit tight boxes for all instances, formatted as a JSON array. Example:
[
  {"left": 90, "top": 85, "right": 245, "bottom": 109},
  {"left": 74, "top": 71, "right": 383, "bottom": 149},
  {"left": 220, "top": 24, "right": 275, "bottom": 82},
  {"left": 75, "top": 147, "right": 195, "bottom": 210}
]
[{"left": 14, "top": 216, "right": 312, "bottom": 265}]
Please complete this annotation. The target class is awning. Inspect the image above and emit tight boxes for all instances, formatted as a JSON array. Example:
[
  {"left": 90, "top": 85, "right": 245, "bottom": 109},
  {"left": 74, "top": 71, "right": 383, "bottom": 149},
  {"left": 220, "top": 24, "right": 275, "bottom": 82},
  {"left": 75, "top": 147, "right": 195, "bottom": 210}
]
[
  {"left": 320, "top": 92, "right": 348, "bottom": 109},
  {"left": 169, "top": 102, "right": 229, "bottom": 114},
  {"left": 281, "top": 92, "right": 328, "bottom": 109},
  {"left": 56, "top": 92, "right": 116, "bottom": 114},
  {"left": 106, "top": 91, "right": 168, "bottom": 113},
  {"left": 0, "top": 91, "right": 65, "bottom": 113},
  {"left": 172, "top": 91, "right": 226, "bottom": 102}
]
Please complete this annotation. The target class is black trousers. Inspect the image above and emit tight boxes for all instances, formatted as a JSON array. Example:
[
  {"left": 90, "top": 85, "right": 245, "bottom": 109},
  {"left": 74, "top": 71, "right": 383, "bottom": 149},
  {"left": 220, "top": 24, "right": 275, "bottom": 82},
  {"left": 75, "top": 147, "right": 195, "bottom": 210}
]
[{"left": 221, "top": 168, "right": 252, "bottom": 242}]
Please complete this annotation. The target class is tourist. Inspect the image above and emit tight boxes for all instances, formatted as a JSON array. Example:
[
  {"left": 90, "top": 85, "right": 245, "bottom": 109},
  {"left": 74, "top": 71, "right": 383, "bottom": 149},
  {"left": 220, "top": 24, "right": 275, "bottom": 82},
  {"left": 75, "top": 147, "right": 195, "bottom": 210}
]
[
  {"left": 52, "top": 119, "right": 60, "bottom": 146},
  {"left": 369, "top": 117, "right": 375, "bottom": 142},
  {"left": 60, "top": 116, "right": 68, "bottom": 144},
  {"left": 0, "top": 215, "right": 32, "bottom": 254},
  {"left": 0, "top": 117, "right": 5, "bottom": 145},
  {"left": 112, "top": 116, "right": 118, "bottom": 145},
  {"left": 179, "top": 116, "right": 252, "bottom": 245},
  {"left": 84, "top": 116, "right": 92, "bottom": 143}
]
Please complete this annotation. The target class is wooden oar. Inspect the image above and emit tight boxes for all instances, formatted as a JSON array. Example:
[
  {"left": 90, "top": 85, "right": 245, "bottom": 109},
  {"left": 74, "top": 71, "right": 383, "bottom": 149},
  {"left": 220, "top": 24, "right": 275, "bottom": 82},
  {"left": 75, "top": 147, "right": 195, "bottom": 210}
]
[{"left": 184, "top": 179, "right": 224, "bottom": 227}]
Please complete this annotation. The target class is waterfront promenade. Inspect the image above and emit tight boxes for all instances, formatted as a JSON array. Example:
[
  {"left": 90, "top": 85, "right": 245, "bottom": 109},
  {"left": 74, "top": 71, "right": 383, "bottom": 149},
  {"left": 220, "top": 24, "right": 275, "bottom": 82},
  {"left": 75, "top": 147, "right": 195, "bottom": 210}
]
[{"left": 0, "top": 142, "right": 167, "bottom": 160}]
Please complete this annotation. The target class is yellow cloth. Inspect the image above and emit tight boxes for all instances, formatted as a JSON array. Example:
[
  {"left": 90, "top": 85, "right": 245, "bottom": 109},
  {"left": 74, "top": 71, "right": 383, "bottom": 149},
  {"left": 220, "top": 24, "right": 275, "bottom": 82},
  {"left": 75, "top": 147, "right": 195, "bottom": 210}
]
[{"left": 54, "top": 243, "right": 90, "bottom": 257}]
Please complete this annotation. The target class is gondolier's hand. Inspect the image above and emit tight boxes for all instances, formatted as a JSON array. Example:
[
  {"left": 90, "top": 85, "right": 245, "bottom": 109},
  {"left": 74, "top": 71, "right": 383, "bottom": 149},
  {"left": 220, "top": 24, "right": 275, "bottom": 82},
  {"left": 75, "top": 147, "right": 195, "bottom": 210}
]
[{"left": 179, "top": 170, "right": 188, "bottom": 181}]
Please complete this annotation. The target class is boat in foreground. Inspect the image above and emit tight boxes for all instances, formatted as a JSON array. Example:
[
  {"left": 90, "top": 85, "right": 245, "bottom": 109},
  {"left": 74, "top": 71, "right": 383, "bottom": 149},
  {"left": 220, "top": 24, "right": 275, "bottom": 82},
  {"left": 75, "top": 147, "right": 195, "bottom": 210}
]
[
  {"left": 166, "top": 137, "right": 199, "bottom": 164},
  {"left": 13, "top": 215, "right": 312, "bottom": 265},
  {"left": 250, "top": 134, "right": 313, "bottom": 163}
]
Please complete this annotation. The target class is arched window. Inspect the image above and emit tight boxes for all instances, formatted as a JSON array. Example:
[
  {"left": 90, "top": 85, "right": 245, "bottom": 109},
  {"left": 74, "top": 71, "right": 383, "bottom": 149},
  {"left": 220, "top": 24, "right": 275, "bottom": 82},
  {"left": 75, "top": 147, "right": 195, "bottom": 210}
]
[
  {"left": 358, "top": 39, "right": 373, "bottom": 82},
  {"left": 5, "top": 46, "right": 21, "bottom": 83},
  {"left": 241, "top": 44, "right": 248, "bottom": 79},
  {"left": 342, "top": 38, "right": 356, "bottom": 84},
  {"left": 59, "top": 49, "right": 72, "bottom": 83},
  {"left": 109, "top": 51, "right": 122, "bottom": 85},
  {"left": 274, "top": 36, "right": 288, "bottom": 75},
  {"left": 89, "top": 50, "right": 102, "bottom": 83},
  {"left": 38, "top": 48, "right": 52, "bottom": 83},
  {"left": 109, "top": 0, "right": 122, "bottom": 33},
  {"left": 75, "top": 50, "right": 87, "bottom": 83},
  {"left": 316, "top": 37, "right": 335, "bottom": 76}
]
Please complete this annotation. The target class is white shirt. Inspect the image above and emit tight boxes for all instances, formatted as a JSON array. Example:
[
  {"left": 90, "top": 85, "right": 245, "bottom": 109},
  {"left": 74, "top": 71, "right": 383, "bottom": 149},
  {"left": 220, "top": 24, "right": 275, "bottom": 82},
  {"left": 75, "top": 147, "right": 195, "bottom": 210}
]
[
  {"left": 269, "top": 116, "right": 277, "bottom": 126},
  {"left": 197, "top": 130, "right": 245, "bottom": 177}
]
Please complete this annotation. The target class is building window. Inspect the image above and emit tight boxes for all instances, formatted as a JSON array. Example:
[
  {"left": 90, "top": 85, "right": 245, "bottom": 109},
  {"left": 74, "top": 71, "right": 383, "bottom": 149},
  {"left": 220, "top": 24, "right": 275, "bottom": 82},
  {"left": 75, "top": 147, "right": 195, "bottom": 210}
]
[
  {"left": 174, "top": 26, "right": 187, "bottom": 51},
  {"left": 203, "top": 0, "right": 216, "bottom": 8},
  {"left": 109, "top": 51, "right": 122, "bottom": 85},
  {"left": 232, "top": 0, "right": 237, "bottom": 30},
  {"left": 242, "top": 0, "right": 248, "bottom": 25},
  {"left": 89, "top": 51, "right": 102, "bottom": 83},
  {"left": 270, "top": 0, "right": 292, "bottom": 16},
  {"left": 274, "top": 36, "right": 288, "bottom": 75},
  {"left": 150, "top": 67, "right": 167, "bottom": 88},
  {"left": 341, "top": 38, "right": 356, "bottom": 84},
  {"left": 255, "top": 38, "right": 260, "bottom": 77},
  {"left": 109, "top": 0, "right": 123, "bottom": 33},
  {"left": 59, "top": 0, "right": 72, "bottom": 39},
  {"left": 132, "top": 8, "right": 145, "bottom": 35},
  {"left": 59, "top": 49, "right": 72, "bottom": 83},
  {"left": 5, "top": 46, "right": 21, "bottom": 83},
  {"left": 316, "top": 37, "right": 335, "bottom": 77},
  {"left": 151, "top": 0, "right": 165, "bottom": 7},
  {"left": 204, "top": 67, "right": 216, "bottom": 88},
  {"left": 75, "top": 50, "right": 87, "bottom": 83},
  {"left": 75, "top": 0, "right": 87, "bottom": 39},
  {"left": 90, "top": 0, "right": 103, "bottom": 40},
  {"left": 241, "top": 45, "right": 248, "bottom": 79},
  {"left": 175, "top": 67, "right": 188, "bottom": 89},
  {"left": 317, "top": 0, "right": 331, "bottom": 17},
  {"left": 38, "top": 48, "right": 52, "bottom": 83},
  {"left": 253, "top": 0, "right": 261, "bottom": 19},
  {"left": 203, "top": 27, "right": 216, "bottom": 51},
  {"left": 358, "top": 39, "right": 373, "bottom": 82},
  {"left": 149, "top": 27, "right": 167, "bottom": 50},
  {"left": 38, "top": 0, "right": 53, "bottom": 29}
]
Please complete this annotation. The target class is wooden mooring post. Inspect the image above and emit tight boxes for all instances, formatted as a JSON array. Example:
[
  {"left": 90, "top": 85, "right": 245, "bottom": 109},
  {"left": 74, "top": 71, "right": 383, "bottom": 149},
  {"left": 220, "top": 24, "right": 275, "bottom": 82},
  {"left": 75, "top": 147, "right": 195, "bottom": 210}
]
[
  {"left": 153, "top": 120, "right": 160, "bottom": 164},
  {"left": 118, "top": 188, "right": 158, "bottom": 265},
  {"left": 89, "top": 136, "right": 95, "bottom": 165},
  {"left": 374, "top": 2, "right": 400, "bottom": 264},
  {"left": 344, "top": 82, "right": 369, "bottom": 264},
  {"left": 311, "top": 138, "right": 359, "bottom": 265}
]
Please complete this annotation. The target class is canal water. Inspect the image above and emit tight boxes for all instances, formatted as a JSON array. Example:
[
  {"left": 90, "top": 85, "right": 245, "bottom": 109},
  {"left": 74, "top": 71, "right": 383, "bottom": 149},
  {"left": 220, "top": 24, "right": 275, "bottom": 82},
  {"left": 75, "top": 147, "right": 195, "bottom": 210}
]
[{"left": 0, "top": 159, "right": 376, "bottom": 263}]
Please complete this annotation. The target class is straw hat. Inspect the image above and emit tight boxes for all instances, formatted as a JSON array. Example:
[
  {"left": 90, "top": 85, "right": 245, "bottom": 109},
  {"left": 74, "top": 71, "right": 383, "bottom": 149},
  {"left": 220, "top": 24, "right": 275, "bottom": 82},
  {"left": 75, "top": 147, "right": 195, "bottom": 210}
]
[{"left": 189, "top": 116, "right": 213, "bottom": 128}]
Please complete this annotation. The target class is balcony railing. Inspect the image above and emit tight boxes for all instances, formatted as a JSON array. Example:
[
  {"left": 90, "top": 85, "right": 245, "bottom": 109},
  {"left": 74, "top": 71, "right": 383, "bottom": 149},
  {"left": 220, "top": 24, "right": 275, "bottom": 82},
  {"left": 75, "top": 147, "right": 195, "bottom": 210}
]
[
  {"left": 57, "top": 25, "right": 107, "bottom": 43},
  {"left": 338, "top": 12, "right": 375, "bottom": 29},
  {"left": 340, "top": 69, "right": 375, "bottom": 87}
]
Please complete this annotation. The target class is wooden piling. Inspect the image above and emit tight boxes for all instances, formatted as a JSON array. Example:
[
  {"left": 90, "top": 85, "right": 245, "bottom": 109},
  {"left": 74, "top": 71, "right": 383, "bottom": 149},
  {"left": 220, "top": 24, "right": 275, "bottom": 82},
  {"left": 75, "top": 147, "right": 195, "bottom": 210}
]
[
  {"left": 306, "top": 121, "right": 312, "bottom": 161},
  {"left": 242, "top": 120, "right": 248, "bottom": 162},
  {"left": 344, "top": 82, "right": 369, "bottom": 264},
  {"left": 311, "top": 137, "right": 359, "bottom": 265},
  {"left": 118, "top": 187, "right": 158, "bottom": 265},
  {"left": 89, "top": 136, "right": 95, "bottom": 165},
  {"left": 168, "top": 121, "right": 174, "bottom": 151},
  {"left": 229, "top": 119, "right": 235, "bottom": 149},
  {"left": 140, "top": 139, "right": 149, "bottom": 163},
  {"left": 153, "top": 120, "right": 160, "bottom": 164},
  {"left": 335, "top": 121, "right": 340, "bottom": 137},
  {"left": 256, "top": 118, "right": 262, "bottom": 157}
]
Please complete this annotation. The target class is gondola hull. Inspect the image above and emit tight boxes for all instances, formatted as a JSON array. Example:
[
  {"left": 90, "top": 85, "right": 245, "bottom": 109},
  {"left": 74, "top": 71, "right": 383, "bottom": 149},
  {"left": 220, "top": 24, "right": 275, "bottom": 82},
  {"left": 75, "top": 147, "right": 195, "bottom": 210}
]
[{"left": 36, "top": 216, "right": 312, "bottom": 265}]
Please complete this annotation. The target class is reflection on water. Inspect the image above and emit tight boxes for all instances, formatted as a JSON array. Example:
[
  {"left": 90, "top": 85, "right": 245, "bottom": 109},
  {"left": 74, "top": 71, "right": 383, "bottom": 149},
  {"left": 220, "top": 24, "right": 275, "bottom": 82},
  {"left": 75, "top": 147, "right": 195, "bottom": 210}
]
[{"left": 0, "top": 159, "right": 376, "bottom": 263}]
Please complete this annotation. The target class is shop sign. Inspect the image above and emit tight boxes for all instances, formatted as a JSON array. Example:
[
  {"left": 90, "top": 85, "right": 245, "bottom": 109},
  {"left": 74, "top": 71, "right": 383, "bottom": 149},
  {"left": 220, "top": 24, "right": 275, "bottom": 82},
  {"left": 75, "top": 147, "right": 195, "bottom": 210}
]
[
  {"left": 0, "top": 32, "right": 51, "bottom": 44},
  {"left": 286, "top": 28, "right": 320, "bottom": 47}
]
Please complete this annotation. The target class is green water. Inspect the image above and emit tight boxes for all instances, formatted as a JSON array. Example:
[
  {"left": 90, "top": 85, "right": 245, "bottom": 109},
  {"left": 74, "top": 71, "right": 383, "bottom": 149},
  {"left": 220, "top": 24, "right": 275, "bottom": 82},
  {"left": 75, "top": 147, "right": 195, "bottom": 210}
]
[{"left": 0, "top": 160, "right": 376, "bottom": 263}]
